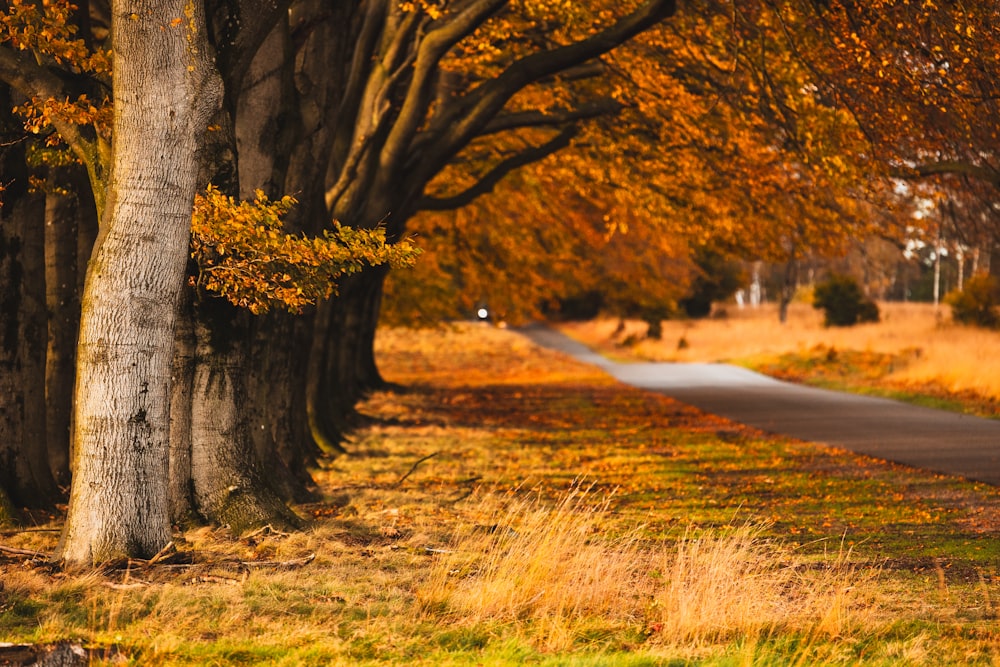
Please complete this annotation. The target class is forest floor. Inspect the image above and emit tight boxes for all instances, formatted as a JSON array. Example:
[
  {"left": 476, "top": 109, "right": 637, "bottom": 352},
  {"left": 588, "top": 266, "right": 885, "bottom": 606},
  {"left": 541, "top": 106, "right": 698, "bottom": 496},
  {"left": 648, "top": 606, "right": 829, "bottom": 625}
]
[{"left": 2, "top": 317, "right": 1000, "bottom": 665}]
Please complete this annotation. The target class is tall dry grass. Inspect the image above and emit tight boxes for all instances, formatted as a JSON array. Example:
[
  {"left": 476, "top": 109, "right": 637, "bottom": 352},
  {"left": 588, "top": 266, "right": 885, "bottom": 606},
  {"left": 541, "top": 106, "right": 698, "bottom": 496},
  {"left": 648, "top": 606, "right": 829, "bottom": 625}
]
[
  {"left": 419, "top": 485, "right": 878, "bottom": 653},
  {"left": 561, "top": 302, "right": 1000, "bottom": 400}
]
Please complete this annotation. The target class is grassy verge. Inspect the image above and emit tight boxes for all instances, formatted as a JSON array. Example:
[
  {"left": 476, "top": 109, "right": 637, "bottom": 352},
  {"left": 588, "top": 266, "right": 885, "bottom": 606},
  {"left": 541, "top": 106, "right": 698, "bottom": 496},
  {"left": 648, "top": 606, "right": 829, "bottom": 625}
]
[
  {"left": 2, "top": 323, "right": 999, "bottom": 664},
  {"left": 558, "top": 302, "right": 1000, "bottom": 418}
]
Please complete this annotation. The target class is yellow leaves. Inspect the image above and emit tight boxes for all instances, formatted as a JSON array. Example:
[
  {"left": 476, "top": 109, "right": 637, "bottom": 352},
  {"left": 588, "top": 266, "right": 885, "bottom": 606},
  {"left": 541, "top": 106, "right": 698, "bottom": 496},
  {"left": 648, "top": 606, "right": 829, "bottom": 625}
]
[
  {"left": 13, "top": 93, "right": 112, "bottom": 144},
  {"left": 399, "top": 0, "right": 443, "bottom": 20},
  {"left": 190, "top": 186, "right": 419, "bottom": 314},
  {"left": 1, "top": 0, "right": 110, "bottom": 75}
]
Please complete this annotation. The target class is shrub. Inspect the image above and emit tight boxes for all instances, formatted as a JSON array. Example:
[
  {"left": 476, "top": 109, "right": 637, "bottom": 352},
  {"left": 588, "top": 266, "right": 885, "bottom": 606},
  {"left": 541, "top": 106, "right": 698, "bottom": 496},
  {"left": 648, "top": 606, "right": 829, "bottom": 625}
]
[
  {"left": 813, "top": 274, "right": 880, "bottom": 327},
  {"left": 946, "top": 273, "right": 1000, "bottom": 328}
]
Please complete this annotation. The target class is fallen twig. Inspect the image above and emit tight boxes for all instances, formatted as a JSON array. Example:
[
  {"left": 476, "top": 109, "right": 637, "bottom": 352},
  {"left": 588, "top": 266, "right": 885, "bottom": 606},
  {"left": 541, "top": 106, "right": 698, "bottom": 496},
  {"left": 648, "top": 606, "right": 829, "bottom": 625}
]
[
  {"left": 146, "top": 541, "right": 177, "bottom": 565},
  {"left": 242, "top": 524, "right": 290, "bottom": 541},
  {"left": 0, "top": 544, "right": 50, "bottom": 559},
  {"left": 241, "top": 553, "right": 316, "bottom": 569},
  {"left": 186, "top": 574, "right": 245, "bottom": 586},
  {"left": 394, "top": 452, "right": 439, "bottom": 487}
]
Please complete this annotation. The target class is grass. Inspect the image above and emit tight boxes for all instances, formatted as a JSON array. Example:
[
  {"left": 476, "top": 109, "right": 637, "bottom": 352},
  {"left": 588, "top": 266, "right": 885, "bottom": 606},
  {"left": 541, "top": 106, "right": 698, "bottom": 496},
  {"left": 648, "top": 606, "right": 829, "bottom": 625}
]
[
  {"left": 559, "top": 301, "right": 1000, "bottom": 417},
  {"left": 1, "top": 321, "right": 999, "bottom": 664}
]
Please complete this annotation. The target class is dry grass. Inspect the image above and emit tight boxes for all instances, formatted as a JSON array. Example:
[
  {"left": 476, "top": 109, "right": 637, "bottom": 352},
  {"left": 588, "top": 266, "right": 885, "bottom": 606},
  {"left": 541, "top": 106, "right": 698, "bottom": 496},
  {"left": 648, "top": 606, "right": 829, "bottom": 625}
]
[
  {"left": 560, "top": 301, "right": 1000, "bottom": 402},
  {"left": 422, "top": 485, "right": 877, "bottom": 654}
]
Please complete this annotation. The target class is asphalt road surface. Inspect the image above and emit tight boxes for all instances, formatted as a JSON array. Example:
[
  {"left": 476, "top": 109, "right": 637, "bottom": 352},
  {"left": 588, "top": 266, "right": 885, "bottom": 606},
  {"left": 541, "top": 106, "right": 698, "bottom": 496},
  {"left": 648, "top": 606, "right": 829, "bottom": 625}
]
[{"left": 519, "top": 324, "right": 1000, "bottom": 486}]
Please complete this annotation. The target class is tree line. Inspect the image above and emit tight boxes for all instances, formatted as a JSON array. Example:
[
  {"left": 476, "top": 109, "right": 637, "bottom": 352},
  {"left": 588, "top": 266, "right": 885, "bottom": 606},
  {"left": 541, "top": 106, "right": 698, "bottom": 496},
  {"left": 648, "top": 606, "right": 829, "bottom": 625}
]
[{"left": 1, "top": 0, "right": 998, "bottom": 568}]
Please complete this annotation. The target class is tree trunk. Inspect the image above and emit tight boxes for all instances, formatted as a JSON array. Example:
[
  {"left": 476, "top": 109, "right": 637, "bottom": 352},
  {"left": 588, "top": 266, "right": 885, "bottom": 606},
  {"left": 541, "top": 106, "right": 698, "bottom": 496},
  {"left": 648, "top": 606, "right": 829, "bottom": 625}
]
[
  {"left": 0, "top": 484, "right": 17, "bottom": 526},
  {"left": 168, "top": 288, "right": 196, "bottom": 525},
  {"left": 247, "top": 311, "right": 319, "bottom": 503},
  {"left": 355, "top": 266, "right": 389, "bottom": 391},
  {"left": 59, "top": 0, "right": 223, "bottom": 567},
  {"left": 778, "top": 255, "right": 799, "bottom": 324},
  {"left": 306, "top": 267, "right": 390, "bottom": 449},
  {"left": 190, "top": 299, "right": 301, "bottom": 534},
  {"left": 234, "top": 16, "right": 322, "bottom": 501},
  {"left": 44, "top": 167, "right": 91, "bottom": 487},
  {"left": 308, "top": 280, "right": 360, "bottom": 450},
  {"left": 0, "top": 165, "right": 58, "bottom": 510}
]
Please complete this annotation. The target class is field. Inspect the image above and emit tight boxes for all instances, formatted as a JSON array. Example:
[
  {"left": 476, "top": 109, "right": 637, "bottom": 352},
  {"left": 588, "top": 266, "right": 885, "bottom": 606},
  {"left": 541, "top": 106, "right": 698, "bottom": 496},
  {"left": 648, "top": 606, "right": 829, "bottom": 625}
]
[
  {"left": 559, "top": 302, "right": 1000, "bottom": 416},
  {"left": 2, "top": 319, "right": 1000, "bottom": 664}
]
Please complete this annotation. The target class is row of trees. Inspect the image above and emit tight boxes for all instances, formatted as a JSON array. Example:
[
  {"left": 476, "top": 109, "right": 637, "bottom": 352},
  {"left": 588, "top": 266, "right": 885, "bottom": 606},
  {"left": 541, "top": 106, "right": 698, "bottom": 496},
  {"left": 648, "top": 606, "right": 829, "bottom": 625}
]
[
  {"left": 385, "top": 1, "right": 1000, "bottom": 325},
  {"left": 1, "top": 0, "right": 681, "bottom": 567},
  {"left": 2, "top": 0, "right": 999, "bottom": 568}
]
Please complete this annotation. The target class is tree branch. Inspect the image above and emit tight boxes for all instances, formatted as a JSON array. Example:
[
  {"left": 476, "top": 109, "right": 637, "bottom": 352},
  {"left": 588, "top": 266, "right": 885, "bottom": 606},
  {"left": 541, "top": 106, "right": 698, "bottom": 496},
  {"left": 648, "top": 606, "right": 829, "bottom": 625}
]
[
  {"left": 404, "top": 0, "right": 677, "bottom": 209},
  {"left": 0, "top": 45, "right": 107, "bottom": 213},
  {"left": 418, "top": 126, "right": 578, "bottom": 211},
  {"left": 480, "top": 98, "right": 623, "bottom": 136},
  {"left": 892, "top": 160, "right": 1000, "bottom": 189},
  {"left": 379, "top": 0, "right": 507, "bottom": 173}
]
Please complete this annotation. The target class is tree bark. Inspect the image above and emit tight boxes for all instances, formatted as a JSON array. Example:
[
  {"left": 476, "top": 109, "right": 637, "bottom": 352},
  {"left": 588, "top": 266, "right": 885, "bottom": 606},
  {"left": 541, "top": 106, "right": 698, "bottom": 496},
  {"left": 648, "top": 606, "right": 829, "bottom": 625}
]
[
  {"left": 189, "top": 300, "right": 301, "bottom": 534},
  {"left": 168, "top": 288, "right": 196, "bottom": 525},
  {"left": 0, "top": 484, "right": 18, "bottom": 526},
  {"left": 247, "top": 311, "right": 319, "bottom": 503},
  {"left": 307, "top": 268, "right": 389, "bottom": 448},
  {"left": 778, "top": 255, "right": 799, "bottom": 324},
  {"left": 44, "top": 167, "right": 91, "bottom": 487},
  {"left": 0, "top": 165, "right": 58, "bottom": 510},
  {"left": 59, "top": 0, "right": 223, "bottom": 567},
  {"left": 235, "top": 14, "right": 323, "bottom": 500}
]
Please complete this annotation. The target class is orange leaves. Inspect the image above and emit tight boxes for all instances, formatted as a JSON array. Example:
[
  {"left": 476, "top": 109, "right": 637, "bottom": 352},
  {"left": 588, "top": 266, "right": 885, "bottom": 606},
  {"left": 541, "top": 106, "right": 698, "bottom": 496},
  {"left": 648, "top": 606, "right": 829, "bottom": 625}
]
[
  {"left": 2, "top": 0, "right": 111, "bottom": 145},
  {"left": 399, "top": 0, "right": 443, "bottom": 20},
  {"left": 1, "top": 0, "right": 110, "bottom": 75},
  {"left": 13, "top": 94, "right": 111, "bottom": 144},
  {"left": 190, "top": 186, "right": 419, "bottom": 314}
]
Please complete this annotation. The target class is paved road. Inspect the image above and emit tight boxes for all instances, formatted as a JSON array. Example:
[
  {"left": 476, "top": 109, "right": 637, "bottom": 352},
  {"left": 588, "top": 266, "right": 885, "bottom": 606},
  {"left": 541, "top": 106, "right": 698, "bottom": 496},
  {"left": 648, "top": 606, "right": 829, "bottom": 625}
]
[{"left": 519, "top": 325, "right": 1000, "bottom": 486}]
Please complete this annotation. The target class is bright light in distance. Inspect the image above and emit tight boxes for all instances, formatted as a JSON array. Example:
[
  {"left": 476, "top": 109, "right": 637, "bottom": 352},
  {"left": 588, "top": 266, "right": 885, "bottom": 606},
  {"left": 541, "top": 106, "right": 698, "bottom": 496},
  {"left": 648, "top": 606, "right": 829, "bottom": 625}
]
[{"left": 477, "top": 308, "right": 488, "bottom": 319}]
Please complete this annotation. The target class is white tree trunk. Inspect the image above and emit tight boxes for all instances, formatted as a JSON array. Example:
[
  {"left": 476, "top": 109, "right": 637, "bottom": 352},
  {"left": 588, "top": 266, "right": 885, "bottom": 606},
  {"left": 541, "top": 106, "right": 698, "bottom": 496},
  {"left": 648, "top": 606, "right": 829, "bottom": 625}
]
[{"left": 59, "top": 0, "right": 222, "bottom": 567}]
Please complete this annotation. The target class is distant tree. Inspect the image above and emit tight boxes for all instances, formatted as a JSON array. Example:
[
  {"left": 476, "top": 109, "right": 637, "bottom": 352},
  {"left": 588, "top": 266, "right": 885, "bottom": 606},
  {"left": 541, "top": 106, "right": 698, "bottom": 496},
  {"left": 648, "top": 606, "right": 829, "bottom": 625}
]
[{"left": 679, "top": 248, "right": 745, "bottom": 319}]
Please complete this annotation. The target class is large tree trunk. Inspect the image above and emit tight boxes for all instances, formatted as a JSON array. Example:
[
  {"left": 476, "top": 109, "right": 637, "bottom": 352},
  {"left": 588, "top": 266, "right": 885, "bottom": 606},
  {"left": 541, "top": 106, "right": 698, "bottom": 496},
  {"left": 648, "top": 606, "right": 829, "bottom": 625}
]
[
  {"left": 0, "top": 159, "right": 58, "bottom": 510},
  {"left": 355, "top": 266, "right": 389, "bottom": 391},
  {"left": 247, "top": 311, "right": 319, "bottom": 503},
  {"left": 238, "top": 1, "right": 353, "bottom": 466},
  {"left": 58, "top": 0, "right": 223, "bottom": 567},
  {"left": 307, "top": 269, "right": 388, "bottom": 448},
  {"left": 168, "top": 289, "right": 196, "bottom": 525},
  {"left": 44, "top": 166, "right": 92, "bottom": 487},
  {"left": 235, "top": 16, "right": 323, "bottom": 501},
  {"left": 189, "top": 300, "right": 300, "bottom": 534}
]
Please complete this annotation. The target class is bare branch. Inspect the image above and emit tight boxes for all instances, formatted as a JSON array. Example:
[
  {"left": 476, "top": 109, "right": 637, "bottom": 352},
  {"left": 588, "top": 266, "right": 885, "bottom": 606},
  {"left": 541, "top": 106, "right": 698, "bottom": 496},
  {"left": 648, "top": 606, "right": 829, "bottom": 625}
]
[
  {"left": 380, "top": 0, "right": 507, "bottom": 173},
  {"left": 893, "top": 160, "right": 1000, "bottom": 189},
  {"left": 418, "top": 126, "right": 578, "bottom": 211},
  {"left": 404, "top": 0, "right": 677, "bottom": 206},
  {"left": 480, "top": 98, "right": 622, "bottom": 136}
]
